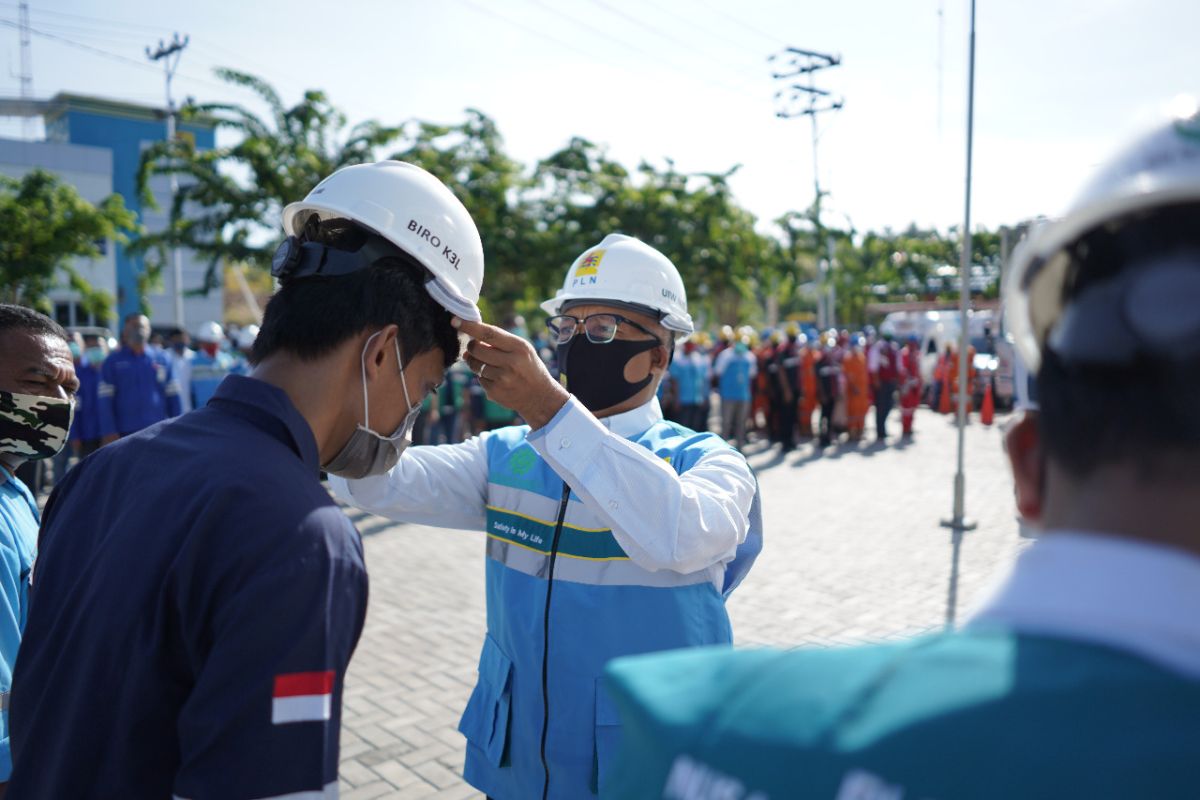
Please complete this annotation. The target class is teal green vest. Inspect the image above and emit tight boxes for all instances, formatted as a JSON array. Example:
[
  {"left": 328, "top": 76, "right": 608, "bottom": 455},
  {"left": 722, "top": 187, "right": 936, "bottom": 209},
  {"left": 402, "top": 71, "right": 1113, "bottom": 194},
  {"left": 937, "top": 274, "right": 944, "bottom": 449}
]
[
  {"left": 605, "top": 631, "right": 1200, "bottom": 799},
  {"left": 458, "top": 420, "right": 762, "bottom": 799}
]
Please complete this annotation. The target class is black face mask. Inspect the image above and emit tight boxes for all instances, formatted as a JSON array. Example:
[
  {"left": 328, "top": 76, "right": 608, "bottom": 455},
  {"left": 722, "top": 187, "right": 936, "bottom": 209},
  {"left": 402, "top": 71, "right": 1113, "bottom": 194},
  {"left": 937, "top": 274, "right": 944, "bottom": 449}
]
[{"left": 557, "top": 334, "right": 661, "bottom": 412}]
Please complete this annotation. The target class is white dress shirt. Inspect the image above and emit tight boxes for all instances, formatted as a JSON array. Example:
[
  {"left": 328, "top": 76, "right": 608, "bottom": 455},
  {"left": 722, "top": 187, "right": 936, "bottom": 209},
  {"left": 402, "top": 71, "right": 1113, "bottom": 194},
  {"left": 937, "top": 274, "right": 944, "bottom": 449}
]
[
  {"left": 329, "top": 395, "right": 756, "bottom": 587},
  {"left": 967, "top": 531, "right": 1200, "bottom": 679}
]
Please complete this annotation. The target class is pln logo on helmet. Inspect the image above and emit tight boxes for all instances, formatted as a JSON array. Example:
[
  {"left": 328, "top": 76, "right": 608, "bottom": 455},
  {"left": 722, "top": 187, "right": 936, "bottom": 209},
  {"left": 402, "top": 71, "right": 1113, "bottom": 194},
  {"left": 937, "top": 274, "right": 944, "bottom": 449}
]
[{"left": 572, "top": 249, "right": 606, "bottom": 287}]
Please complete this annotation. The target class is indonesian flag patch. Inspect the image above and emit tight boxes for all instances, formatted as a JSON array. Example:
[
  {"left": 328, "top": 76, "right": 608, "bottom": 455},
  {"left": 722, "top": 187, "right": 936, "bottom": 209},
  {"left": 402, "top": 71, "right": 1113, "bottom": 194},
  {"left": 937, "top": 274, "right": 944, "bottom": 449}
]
[{"left": 272, "top": 671, "right": 334, "bottom": 725}]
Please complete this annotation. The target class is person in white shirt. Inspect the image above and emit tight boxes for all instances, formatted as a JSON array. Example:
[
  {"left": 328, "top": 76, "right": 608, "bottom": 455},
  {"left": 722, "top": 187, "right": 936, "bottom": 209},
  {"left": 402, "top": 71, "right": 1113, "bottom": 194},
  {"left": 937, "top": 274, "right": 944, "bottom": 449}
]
[{"left": 329, "top": 233, "right": 762, "bottom": 800}]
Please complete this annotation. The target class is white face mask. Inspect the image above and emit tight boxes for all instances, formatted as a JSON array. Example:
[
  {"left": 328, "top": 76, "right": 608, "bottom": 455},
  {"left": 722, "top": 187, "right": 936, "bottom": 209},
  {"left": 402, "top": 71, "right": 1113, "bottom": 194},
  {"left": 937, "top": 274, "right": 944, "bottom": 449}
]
[{"left": 322, "top": 331, "right": 422, "bottom": 479}]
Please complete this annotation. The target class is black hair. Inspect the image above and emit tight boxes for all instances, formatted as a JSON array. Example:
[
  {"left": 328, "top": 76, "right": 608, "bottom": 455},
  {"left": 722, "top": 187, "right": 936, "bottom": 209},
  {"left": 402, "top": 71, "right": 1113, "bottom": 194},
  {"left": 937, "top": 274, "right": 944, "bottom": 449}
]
[
  {"left": 252, "top": 216, "right": 459, "bottom": 369},
  {"left": 1038, "top": 201, "right": 1200, "bottom": 478},
  {"left": 0, "top": 304, "right": 68, "bottom": 346}
]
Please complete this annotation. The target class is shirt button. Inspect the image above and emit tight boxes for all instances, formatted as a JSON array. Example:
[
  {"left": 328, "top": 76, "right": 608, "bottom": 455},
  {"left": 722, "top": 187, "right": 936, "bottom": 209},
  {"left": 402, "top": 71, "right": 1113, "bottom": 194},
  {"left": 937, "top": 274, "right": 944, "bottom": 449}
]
[
  {"left": 560, "top": 437, "right": 571, "bottom": 449},
  {"left": 609, "top": 500, "right": 619, "bottom": 510}
]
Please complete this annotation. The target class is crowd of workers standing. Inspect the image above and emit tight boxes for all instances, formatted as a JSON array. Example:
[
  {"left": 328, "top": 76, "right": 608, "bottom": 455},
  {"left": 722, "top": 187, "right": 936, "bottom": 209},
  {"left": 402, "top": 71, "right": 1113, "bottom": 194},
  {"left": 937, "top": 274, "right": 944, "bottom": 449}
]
[
  {"left": 657, "top": 322, "right": 978, "bottom": 454},
  {"left": 32, "top": 309, "right": 976, "bottom": 501}
]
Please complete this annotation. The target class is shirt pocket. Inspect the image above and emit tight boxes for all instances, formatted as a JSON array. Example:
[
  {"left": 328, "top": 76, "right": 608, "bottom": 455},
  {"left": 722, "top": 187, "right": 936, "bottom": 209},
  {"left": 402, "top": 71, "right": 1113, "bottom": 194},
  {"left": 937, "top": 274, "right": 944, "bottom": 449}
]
[
  {"left": 457, "top": 634, "right": 513, "bottom": 767},
  {"left": 593, "top": 676, "right": 623, "bottom": 796}
]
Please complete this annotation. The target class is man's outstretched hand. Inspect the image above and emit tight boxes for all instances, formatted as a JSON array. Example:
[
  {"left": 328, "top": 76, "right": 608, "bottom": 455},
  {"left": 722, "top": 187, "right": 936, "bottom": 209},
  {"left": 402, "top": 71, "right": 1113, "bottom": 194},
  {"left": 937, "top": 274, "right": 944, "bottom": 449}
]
[{"left": 455, "top": 317, "right": 570, "bottom": 430}]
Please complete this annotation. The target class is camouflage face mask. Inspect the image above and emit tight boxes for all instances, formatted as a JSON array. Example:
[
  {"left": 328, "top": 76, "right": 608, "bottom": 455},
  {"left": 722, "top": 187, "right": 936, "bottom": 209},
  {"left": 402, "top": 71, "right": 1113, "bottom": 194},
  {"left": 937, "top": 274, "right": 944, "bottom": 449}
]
[{"left": 0, "top": 391, "right": 73, "bottom": 460}]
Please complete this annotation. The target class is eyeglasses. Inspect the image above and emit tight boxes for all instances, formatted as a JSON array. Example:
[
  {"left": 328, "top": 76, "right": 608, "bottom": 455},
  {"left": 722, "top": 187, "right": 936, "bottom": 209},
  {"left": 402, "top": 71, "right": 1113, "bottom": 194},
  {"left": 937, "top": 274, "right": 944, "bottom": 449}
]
[{"left": 546, "top": 313, "right": 661, "bottom": 346}]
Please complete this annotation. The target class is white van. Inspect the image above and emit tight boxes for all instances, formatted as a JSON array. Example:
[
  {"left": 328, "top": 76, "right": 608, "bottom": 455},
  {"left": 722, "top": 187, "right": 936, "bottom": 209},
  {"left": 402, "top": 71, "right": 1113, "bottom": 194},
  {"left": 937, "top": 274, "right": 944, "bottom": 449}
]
[{"left": 881, "top": 309, "right": 1014, "bottom": 408}]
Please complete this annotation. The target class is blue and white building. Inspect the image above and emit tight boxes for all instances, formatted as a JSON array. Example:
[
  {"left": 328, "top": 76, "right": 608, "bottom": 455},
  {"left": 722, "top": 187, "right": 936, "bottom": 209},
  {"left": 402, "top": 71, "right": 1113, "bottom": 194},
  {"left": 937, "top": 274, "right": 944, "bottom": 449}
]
[{"left": 0, "top": 93, "right": 219, "bottom": 329}]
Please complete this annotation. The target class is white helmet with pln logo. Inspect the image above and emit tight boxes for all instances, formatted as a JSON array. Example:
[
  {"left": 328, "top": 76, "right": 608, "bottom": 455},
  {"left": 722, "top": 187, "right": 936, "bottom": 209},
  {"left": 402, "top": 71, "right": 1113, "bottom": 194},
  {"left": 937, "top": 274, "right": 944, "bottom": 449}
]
[
  {"left": 281, "top": 161, "right": 485, "bottom": 321},
  {"left": 1005, "top": 105, "right": 1200, "bottom": 371},
  {"left": 540, "top": 233, "right": 694, "bottom": 338}
]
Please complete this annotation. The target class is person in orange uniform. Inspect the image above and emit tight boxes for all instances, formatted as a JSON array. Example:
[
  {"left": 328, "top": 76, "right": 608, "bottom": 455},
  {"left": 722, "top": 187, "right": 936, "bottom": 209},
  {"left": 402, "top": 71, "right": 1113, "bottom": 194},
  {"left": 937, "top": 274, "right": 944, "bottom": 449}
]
[
  {"left": 842, "top": 334, "right": 870, "bottom": 441},
  {"left": 899, "top": 334, "right": 922, "bottom": 437},
  {"left": 797, "top": 334, "right": 818, "bottom": 439}
]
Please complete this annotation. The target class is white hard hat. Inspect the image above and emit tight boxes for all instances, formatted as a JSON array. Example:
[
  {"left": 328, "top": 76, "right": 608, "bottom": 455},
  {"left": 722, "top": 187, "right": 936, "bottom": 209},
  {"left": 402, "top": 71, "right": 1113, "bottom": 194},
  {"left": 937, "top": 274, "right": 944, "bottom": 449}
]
[
  {"left": 193, "top": 320, "right": 224, "bottom": 344},
  {"left": 540, "top": 233, "right": 694, "bottom": 338},
  {"left": 1006, "top": 105, "right": 1200, "bottom": 371},
  {"left": 237, "top": 324, "right": 260, "bottom": 351},
  {"left": 281, "top": 161, "right": 485, "bottom": 321}
]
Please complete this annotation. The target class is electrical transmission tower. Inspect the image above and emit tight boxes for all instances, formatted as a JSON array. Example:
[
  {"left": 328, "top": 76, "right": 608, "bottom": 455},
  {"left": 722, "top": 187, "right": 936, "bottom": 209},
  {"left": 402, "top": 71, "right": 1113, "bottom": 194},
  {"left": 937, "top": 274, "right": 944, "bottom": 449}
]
[
  {"left": 770, "top": 47, "right": 843, "bottom": 329},
  {"left": 146, "top": 33, "right": 190, "bottom": 327}
]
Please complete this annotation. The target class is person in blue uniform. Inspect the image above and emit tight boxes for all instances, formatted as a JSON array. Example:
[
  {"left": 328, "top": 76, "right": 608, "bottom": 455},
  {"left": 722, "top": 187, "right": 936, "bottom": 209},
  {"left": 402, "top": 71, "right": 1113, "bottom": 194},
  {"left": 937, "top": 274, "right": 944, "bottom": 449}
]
[
  {"left": 7, "top": 160, "right": 486, "bottom": 799},
  {"left": 669, "top": 340, "right": 711, "bottom": 433},
  {"left": 713, "top": 337, "right": 756, "bottom": 451},
  {"left": 97, "top": 313, "right": 182, "bottom": 443},
  {"left": 67, "top": 333, "right": 107, "bottom": 459},
  {"left": 0, "top": 305, "right": 76, "bottom": 793},
  {"left": 604, "top": 107, "right": 1200, "bottom": 799},
  {"left": 330, "top": 233, "right": 763, "bottom": 800},
  {"left": 190, "top": 320, "right": 237, "bottom": 409}
]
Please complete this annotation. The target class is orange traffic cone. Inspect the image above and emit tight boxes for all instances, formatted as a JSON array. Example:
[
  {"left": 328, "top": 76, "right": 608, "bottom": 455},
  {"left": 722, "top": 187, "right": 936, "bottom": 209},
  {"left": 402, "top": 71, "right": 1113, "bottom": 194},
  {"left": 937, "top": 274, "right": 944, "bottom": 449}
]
[
  {"left": 938, "top": 375, "right": 952, "bottom": 414},
  {"left": 981, "top": 382, "right": 995, "bottom": 426}
]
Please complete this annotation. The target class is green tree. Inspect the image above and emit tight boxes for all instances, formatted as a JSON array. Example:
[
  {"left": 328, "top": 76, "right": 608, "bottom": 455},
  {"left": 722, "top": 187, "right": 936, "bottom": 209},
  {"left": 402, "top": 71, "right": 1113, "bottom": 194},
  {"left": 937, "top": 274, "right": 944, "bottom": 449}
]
[
  {"left": 137, "top": 69, "right": 406, "bottom": 291},
  {"left": 0, "top": 168, "right": 137, "bottom": 319},
  {"left": 530, "top": 141, "right": 783, "bottom": 326},
  {"left": 390, "top": 110, "right": 537, "bottom": 321}
]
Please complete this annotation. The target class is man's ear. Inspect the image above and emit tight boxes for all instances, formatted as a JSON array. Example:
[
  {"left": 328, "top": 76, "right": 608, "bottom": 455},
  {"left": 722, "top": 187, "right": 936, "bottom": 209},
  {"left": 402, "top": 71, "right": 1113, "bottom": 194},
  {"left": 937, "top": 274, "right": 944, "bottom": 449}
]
[
  {"left": 1005, "top": 412, "right": 1045, "bottom": 523},
  {"left": 361, "top": 324, "right": 399, "bottom": 380},
  {"left": 650, "top": 343, "right": 671, "bottom": 372}
]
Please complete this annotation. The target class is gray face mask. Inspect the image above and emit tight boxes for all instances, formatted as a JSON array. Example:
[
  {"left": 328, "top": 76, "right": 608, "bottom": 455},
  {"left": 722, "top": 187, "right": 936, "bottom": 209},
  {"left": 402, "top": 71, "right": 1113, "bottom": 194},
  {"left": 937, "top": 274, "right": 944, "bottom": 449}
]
[{"left": 323, "top": 331, "right": 421, "bottom": 480}]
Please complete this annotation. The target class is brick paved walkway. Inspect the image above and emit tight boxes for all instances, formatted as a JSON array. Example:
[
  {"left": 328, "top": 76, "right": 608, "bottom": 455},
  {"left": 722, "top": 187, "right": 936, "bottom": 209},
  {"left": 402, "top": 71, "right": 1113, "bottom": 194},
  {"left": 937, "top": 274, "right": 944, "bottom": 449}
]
[{"left": 337, "top": 410, "right": 1030, "bottom": 797}]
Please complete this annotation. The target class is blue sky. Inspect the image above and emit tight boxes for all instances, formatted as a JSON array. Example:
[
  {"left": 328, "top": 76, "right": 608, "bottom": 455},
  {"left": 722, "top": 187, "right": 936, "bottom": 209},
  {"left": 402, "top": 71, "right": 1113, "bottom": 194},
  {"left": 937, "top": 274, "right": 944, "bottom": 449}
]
[{"left": 0, "top": 0, "right": 1195, "bottom": 236}]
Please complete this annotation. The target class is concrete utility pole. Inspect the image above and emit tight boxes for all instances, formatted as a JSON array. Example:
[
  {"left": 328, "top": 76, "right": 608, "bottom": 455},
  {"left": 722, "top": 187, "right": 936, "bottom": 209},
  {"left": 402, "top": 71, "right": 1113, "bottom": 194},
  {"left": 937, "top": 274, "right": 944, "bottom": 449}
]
[
  {"left": 146, "top": 33, "right": 189, "bottom": 329},
  {"left": 941, "top": 0, "right": 978, "bottom": 535},
  {"left": 770, "top": 48, "right": 843, "bottom": 329}
]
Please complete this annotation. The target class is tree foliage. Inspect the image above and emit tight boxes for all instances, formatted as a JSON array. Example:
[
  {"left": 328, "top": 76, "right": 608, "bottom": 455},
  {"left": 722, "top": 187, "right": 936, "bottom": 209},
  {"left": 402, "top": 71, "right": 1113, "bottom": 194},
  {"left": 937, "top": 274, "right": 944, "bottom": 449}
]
[
  {"left": 0, "top": 169, "right": 137, "bottom": 318},
  {"left": 139, "top": 70, "right": 1007, "bottom": 331},
  {"left": 136, "top": 68, "right": 406, "bottom": 291}
]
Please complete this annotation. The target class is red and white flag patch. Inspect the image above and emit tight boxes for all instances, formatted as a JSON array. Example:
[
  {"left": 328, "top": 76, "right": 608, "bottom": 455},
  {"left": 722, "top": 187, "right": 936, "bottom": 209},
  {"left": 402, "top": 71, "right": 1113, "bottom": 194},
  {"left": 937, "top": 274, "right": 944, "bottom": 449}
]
[{"left": 272, "top": 670, "right": 334, "bottom": 725}]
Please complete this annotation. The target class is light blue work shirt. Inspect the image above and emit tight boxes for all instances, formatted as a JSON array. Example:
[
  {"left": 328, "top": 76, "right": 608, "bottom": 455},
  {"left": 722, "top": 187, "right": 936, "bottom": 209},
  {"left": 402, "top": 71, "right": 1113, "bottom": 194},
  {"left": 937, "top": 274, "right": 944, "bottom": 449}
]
[{"left": 0, "top": 465, "right": 37, "bottom": 780}]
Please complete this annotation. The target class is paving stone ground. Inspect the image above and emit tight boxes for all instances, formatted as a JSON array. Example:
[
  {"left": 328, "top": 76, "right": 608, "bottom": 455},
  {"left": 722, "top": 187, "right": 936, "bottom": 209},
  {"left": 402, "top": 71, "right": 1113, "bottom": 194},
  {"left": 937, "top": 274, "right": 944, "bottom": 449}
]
[{"left": 337, "top": 408, "right": 1031, "bottom": 797}]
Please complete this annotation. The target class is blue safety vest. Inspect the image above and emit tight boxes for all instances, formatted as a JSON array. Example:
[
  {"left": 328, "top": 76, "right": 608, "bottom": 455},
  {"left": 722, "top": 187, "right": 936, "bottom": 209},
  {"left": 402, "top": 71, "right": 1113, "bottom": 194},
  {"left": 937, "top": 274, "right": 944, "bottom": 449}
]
[
  {"left": 190, "top": 350, "right": 235, "bottom": 409},
  {"left": 458, "top": 420, "right": 762, "bottom": 799},
  {"left": 718, "top": 354, "right": 754, "bottom": 402},
  {"left": 670, "top": 355, "right": 708, "bottom": 407},
  {"left": 605, "top": 631, "right": 1200, "bottom": 799}
]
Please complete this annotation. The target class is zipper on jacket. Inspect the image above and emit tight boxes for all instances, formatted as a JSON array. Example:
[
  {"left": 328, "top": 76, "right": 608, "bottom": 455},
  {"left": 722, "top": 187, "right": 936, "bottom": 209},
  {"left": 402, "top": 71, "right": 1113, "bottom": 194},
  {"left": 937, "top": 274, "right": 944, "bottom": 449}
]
[{"left": 539, "top": 481, "right": 571, "bottom": 800}]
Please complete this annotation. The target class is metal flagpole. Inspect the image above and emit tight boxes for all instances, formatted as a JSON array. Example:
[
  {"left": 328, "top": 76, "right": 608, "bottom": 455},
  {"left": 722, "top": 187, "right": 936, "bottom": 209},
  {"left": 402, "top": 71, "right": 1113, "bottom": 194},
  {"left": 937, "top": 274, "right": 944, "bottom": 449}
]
[{"left": 942, "top": 0, "right": 978, "bottom": 533}]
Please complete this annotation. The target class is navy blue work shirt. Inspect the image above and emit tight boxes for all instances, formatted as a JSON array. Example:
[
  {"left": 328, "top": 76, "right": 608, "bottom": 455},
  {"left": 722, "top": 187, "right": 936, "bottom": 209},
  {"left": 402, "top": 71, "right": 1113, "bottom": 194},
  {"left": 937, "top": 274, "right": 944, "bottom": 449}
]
[{"left": 8, "top": 375, "right": 368, "bottom": 800}]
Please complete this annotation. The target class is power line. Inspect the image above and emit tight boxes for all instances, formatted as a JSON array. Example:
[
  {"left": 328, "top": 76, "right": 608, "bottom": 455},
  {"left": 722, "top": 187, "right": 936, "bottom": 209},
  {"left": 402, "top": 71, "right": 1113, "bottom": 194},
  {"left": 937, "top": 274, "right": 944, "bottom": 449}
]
[
  {"left": 637, "top": 0, "right": 771, "bottom": 67},
  {"left": 454, "top": 0, "right": 584, "bottom": 55},
  {"left": 0, "top": 2, "right": 166, "bottom": 36},
  {"left": 0, "top": 12, "right": 307, "bottom": 101},
  {"left": 579, "top": 0, "right": 764, "bottom": 84},
  {"left": 693, "top": 0, "right": 784, "bottom": 48},
  {"left": 515, "top": 0, "right": 761, "bottom": 98},
  {"left": 0, "top": 18, "right": 230, "bottom": 93}
]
